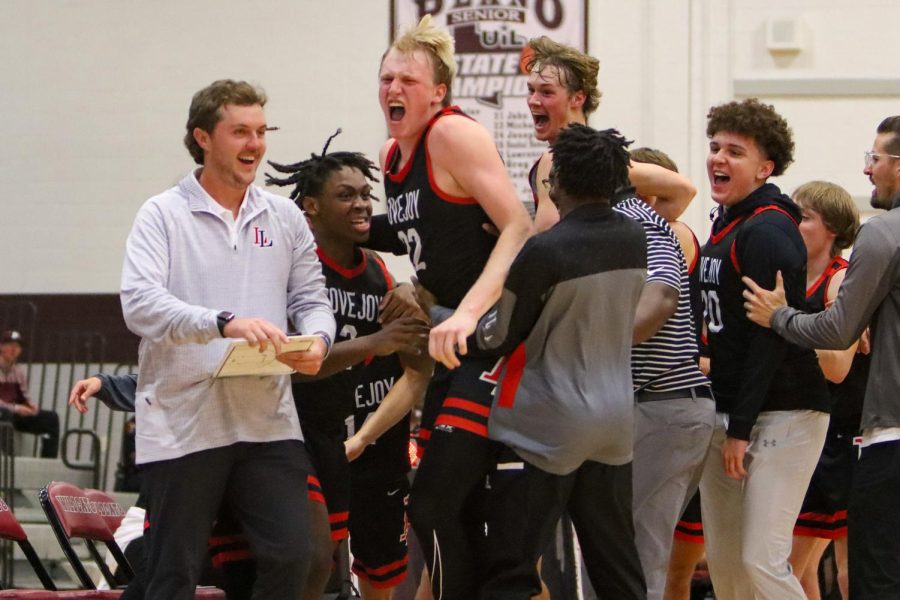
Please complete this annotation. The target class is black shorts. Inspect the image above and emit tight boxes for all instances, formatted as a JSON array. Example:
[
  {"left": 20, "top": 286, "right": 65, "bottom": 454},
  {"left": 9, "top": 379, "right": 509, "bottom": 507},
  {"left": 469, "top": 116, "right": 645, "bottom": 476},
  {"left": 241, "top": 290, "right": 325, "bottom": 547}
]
[
  {"left": 349, "top": 474, "right": 410, "bottom": 589},
  {"left": 418, "top": 356, "right": 502, "bottom": 453},
  {"left": 303, "top": 425, "right": 351, "bottom": 541},
  {"left": 794, "top": 430, "right": 858, "bottom": 539},
  {"left": 674, "top": 490, "right": 703, "bottom": 544}
]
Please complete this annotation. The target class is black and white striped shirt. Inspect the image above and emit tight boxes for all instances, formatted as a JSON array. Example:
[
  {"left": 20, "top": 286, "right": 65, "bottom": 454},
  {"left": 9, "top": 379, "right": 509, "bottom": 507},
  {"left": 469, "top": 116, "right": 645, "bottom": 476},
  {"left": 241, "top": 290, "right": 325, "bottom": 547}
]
[{"left": 614, "top": 197, "right": 709, "bottom": 392}]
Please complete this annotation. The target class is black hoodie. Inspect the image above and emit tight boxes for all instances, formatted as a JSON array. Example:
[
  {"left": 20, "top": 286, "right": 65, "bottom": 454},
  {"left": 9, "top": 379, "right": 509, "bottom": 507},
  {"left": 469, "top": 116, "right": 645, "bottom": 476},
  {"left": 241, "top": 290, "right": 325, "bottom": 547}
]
[{"left": 699, "top": 183, "right": 830, "bottom": 440}]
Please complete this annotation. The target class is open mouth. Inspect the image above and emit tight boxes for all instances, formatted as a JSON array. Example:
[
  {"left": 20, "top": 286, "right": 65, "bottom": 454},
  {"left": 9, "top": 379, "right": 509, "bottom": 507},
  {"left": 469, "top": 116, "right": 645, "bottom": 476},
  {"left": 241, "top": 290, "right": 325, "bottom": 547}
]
[
  {"left": 712, "top": 171, "right": 730, "bottom": 185},
  {"left": 238, "top": 155, "right": 256, "bottom": 166},
  {"left": 350, "top": 217, "right": 370, "bottom": 234},
  {"left": 389, "top": 104, "right": 405, "bottom": 122},
  {"left": 532, "top": 114, "right": 549, "bottom": 128}
]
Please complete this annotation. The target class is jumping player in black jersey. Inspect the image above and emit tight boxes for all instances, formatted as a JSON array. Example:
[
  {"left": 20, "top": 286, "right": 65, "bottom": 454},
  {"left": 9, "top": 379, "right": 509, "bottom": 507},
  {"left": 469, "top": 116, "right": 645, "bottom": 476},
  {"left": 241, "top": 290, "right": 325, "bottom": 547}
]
[
  {"left": 696, "top": 99, "right": 831, "bottom": 599},
  {"left": 267, "top": 132, "right": 433, "bottom": 600},
  {"left": 372, "top": 15, "right": 533, "bottom": 600},
  {"left": 786, "top": 181, "right": 863, "bottom": 600}
]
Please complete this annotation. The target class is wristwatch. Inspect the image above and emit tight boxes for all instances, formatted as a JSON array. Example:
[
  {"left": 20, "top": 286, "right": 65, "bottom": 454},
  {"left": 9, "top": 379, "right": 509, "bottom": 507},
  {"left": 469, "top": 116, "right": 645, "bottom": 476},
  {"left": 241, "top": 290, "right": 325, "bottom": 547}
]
[{"left": 216, "top": 311, "right": 236, "bottom": 337}]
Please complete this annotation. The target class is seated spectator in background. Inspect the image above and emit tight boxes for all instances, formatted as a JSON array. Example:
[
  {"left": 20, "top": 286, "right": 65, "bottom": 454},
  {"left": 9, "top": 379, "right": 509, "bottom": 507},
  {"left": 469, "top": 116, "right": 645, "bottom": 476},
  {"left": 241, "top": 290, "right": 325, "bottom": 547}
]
[{"left": 0, "top": 330, "right": 60, "bottom": 458}]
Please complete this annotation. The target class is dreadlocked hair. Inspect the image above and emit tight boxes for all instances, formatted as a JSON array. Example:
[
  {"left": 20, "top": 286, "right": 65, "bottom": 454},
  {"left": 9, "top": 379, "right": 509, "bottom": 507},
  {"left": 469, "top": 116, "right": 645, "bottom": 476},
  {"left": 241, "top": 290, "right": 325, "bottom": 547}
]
[
  {"left": 551, "top": 124, "right": 632, "bottom": 202},
  {"left": 265, "top": 128, "right": 380, "bottom": 203}
]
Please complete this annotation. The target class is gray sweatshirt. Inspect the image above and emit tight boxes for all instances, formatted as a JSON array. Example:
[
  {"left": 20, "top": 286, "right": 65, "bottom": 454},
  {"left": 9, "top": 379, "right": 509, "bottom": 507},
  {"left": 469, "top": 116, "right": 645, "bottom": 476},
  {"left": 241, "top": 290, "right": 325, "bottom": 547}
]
[
  {"left": 121, "top": 171, "right": 335, "bottom": 463},
  {"left": 772, "top": 196, "right": 900, "bottom": 431}
]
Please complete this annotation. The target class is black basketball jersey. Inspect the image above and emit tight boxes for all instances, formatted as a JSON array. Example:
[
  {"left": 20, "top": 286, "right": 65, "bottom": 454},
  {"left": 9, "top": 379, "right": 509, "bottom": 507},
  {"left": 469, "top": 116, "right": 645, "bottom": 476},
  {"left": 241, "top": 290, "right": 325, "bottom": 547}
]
[
  {"left": 698, "top": 185, "right": 829, "bottom": 438},
  {"left": 528, "top": 157, "right": 541, "bottom": 208},
  {"left": 382, "top": 106, "right": 497, "bottom": 308},
  {"left": 293, "top": 248, "right": 409, "bottom": 479},
  {"left": 684, "top": 226, "right": 705, "bottom": 354},
  {"left": 807, "top": 257, "right": 868, "bottom": 434}
]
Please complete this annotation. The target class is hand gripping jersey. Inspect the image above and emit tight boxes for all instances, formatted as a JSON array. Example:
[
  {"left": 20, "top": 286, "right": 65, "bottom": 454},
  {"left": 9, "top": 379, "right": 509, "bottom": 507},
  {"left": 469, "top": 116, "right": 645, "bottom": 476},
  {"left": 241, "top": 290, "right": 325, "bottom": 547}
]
[
  {"left": 806, "top": 257, "right": 868, "bottom": 435},
  {"left": 382, "top": 106, "right": 497, "bottom": 309},
  {"left": 293, "top": 248, "right": 409, "bottom": 480}
]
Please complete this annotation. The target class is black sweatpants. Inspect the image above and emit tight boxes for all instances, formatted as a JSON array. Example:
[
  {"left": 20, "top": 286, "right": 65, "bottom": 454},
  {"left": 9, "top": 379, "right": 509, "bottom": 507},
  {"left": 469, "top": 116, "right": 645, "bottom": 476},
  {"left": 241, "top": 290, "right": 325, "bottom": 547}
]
[
  {"left": 480, "top": 449, "right": 646, "bottom": 600},
  {"left": 9, "top": 408, "right": 60, "bottom": 457},
  {"left": 848, "top": 439, "right": 900, "bottom": 599},
  {"left": 141, "top": 440, "right": 313, "bottom": 600}
]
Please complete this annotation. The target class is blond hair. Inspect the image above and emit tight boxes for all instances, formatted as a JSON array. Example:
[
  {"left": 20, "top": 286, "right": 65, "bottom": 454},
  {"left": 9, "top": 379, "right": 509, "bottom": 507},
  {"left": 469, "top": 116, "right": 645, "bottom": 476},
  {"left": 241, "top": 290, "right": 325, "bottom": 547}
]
[
  {"left": 629, "top": 147, "right": 678, "bottom": 173},
  {"left": 526, "top": 36, "right": 601, "bottom": 116},
  {"left": 793, "top": 181, "right": 859, "bottom": 257},
  {"left": 389, "top": 14, "right": 457, "bottom": 106}
]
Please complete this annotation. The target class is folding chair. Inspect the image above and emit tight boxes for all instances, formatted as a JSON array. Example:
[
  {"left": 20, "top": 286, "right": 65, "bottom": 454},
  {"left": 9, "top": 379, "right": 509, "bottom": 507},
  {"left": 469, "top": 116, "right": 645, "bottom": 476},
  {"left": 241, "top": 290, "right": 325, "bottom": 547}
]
[
  {"left": 0, "top": 495, "right": 108, "bottom": 599},
  {"left": 41, "top": 483, "right": 225, "bottom": 600},
  {"left": 80, "top": 491, "right": 125, "bottom": 547},
  {"left": 38, "top": 482, "right": 131, "bottom": 593}
]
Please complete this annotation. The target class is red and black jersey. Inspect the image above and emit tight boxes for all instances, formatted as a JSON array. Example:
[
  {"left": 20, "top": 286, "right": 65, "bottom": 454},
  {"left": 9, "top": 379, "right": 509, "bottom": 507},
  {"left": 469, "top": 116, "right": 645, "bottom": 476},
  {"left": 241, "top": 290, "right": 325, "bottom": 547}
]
[
  {"left": 806, "top": 257, "right": 847, "bottom": 313},
  {"left": 698, "top": 184, "right": 829, "bottom": 439},
  {"left": 528, "top": 157, "right": 541, "bottom": 209},
  {"left": 382, "top": 106, "right": 497, "bottom": 309},
  {"left": 806, "top": 256, "right": 868, "bottom": 434},
  {"left": 292, "top": 248, "right": 409, "bottom": 479}
]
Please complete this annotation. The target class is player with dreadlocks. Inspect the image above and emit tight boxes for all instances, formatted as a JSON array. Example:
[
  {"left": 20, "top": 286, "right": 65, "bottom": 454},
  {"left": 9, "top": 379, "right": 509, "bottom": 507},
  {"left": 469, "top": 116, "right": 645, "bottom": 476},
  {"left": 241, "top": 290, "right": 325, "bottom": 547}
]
[
  {"left": 450, "top": 123, "right": 649, "bottom": 599},
  {"left": 267, "top": 130, "right": 433, "bottom": 600}
]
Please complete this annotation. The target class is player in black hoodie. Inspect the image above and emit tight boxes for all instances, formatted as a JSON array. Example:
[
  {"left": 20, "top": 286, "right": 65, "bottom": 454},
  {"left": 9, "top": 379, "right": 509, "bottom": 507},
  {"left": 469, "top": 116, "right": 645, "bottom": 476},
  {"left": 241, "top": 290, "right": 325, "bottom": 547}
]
[{"left": 696, "top": 99, "right": 830, "bottom": 599}]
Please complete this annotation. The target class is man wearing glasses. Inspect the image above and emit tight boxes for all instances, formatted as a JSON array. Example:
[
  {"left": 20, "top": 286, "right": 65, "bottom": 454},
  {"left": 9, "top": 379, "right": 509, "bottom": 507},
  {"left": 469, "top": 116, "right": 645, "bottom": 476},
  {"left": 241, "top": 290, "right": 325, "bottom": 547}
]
[{"left": 743, "top": 115, "right": 900, "bottom": 598}]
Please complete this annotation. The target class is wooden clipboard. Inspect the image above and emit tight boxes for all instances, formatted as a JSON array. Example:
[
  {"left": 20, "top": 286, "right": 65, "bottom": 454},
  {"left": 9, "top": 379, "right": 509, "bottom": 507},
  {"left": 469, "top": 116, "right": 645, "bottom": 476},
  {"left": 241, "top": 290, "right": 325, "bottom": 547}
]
[{"left": 212, "top": 335, "right": 317, "bottom": 378}]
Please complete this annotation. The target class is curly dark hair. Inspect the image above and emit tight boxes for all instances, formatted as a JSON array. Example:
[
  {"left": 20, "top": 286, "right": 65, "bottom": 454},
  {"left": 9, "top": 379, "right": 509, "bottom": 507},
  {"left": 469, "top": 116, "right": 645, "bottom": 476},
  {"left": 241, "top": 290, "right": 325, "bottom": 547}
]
[
  {"left": 265, "top": 129, "right": 380, "bottom": 204},
  {"left": 551, "top": 124, "right": 631, "bottom": 202},
  {"left": 706, "top": 98, "right": 794, "bottom": 177}
]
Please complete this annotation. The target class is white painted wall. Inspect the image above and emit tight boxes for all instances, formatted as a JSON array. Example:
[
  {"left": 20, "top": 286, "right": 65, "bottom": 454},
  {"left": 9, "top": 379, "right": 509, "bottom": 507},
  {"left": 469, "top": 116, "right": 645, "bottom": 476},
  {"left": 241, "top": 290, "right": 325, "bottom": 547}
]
[
  {"left": 0, "top": 0, "right": 393, "bottom": 292},
  {"left": 2, "top": 0, "right": 897, "bottom": 293}
]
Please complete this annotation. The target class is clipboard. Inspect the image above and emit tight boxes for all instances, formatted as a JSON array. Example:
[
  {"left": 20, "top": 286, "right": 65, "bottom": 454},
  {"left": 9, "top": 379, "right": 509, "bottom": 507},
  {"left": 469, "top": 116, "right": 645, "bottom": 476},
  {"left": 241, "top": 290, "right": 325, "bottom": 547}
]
[{"left": 213, "top": 335, "right": 317, "bottom": 378}]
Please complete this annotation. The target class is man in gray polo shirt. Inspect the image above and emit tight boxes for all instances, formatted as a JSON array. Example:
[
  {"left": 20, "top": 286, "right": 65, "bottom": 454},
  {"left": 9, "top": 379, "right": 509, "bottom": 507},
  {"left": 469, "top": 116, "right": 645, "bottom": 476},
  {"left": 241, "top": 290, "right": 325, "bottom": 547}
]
[
  {"left": 120, "top": 79, "right": 335, "bottom": 600},
  {"left": 743, "top": 115, "right": 900, "bottom": 599}
]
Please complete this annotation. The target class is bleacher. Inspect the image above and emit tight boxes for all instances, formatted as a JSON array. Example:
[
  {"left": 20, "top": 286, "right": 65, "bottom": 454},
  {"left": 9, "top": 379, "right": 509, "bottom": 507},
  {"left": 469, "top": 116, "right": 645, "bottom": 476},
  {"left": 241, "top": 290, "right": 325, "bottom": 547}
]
[
  {"left": 1, "top": 424, "right": 139, "bottom": 588},
  {"left": 1, "top": 299, "right": 139, "bottom": 591}
]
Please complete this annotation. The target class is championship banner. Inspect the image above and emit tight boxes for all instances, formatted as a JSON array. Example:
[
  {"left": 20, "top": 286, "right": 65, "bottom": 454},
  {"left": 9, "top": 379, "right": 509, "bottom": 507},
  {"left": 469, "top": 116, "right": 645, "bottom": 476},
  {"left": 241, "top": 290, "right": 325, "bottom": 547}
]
[{"left": 391, "top": 0, "right": 587, "bottom": 207}]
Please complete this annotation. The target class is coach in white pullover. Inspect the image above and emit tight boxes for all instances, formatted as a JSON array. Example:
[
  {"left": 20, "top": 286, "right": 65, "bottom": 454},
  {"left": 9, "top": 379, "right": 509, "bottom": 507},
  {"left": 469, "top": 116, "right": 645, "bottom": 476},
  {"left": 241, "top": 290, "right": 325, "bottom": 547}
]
[{"left": 120, "top": 80, "right": 334, "bottom": 600}]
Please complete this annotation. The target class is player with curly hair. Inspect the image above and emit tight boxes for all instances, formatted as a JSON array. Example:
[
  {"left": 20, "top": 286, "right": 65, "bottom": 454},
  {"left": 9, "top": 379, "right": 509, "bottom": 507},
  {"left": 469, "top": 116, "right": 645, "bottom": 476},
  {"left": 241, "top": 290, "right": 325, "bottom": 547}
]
[{"left": 697, "top": 98, "right": 831, "bottom": 599}]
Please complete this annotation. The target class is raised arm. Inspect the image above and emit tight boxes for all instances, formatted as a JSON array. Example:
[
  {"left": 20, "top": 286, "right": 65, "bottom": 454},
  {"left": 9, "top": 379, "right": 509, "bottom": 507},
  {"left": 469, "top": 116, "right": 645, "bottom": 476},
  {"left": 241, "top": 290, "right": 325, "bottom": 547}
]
[{"left": 627, "top": 161, "right": 696, "bottom": 222}]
